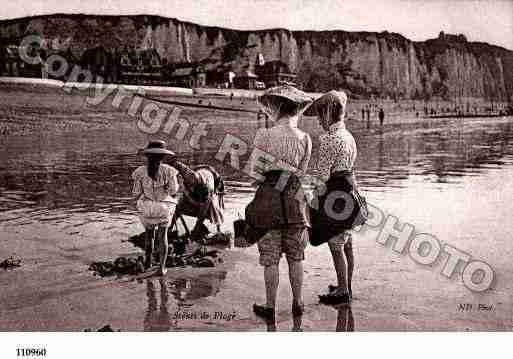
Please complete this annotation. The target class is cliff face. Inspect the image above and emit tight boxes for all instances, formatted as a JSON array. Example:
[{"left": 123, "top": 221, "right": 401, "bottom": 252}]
[{"left": 1, "top": 14, "right": 512, "bottom": 101}]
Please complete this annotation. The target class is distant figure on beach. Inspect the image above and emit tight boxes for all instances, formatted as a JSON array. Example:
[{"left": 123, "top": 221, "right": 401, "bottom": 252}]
[
  {"left": 305, "top": 90, "right": 357, "bottom": 305},
  {"left": 243, "top": 85, "right": 313, "bottom": 323},
  {"left": 132, "top": 140, "right": 179, "bottom": 275},
  {"left": 366, "top": 107, "right": 371, "bottom": 122},
  {"left": 378, "top": 107, "right": 385, "bottom": 126},
  {"left": 361, "top": 107, "right": 365, "bottom": 121}
]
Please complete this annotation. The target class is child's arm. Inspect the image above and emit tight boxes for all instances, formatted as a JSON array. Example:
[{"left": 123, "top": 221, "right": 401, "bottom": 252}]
[
  {"left": 247, "top": 128, "right": 269, "bottom": 185},
  {"left": 167, "top": 157, "right": 199, "bottom": 190},
  {"left": 167, "top": 168, "right": 180, "bottom": 196}
]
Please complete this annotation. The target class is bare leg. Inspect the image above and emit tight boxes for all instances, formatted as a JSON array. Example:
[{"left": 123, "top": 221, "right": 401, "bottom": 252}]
[
  {"left": 328, "top": 240, "right": 348, "bottom": 293},
  {"left": 144, "top": 227, "right": 155, "bottom": 269},
  {"left": 336, "top": 306, "right": 348, "bottom": 332},
  {"left": 287, "top": 258, "right": 304, "bottom": 307},
  {"left": 157, "top": 225, "right": 169, "bottom": 275},
  {"left": 344, "top": 240, "right": 354, "bottom": 296},
  {"left": 264, "top": 264, "right": 279, "bottom": 309},
  {"left": 336, "top": 306, "right": 354, "bottom": 331},
  {"left": 347, "top": 306, "right": 355, "bottom": 331},
  {"left": 292, "top": 313, "right": 303, "bottom": 332}
]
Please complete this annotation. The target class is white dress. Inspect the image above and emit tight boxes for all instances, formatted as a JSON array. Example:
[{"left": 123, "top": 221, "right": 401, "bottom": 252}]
[{"left": 132, "top": 164, "right": 179, "bottom": 227}]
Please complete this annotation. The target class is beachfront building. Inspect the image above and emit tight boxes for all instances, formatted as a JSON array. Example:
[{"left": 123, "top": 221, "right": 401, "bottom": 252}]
[
  {"left": 0, "top": 44, "right": 43, "bottom": 78},
  {"left": 233, "top": 70, "right": 259, "bottom": 89},
  {"left": 255, "top": 60, "right": 297, "bottom": 88},
  {"left": 80, "top": 46, "right": 115, "bottom": 82},
  {"left": 1, "top": 45, "right": 23, "bottom": 77},
  {"left": 217, "top": 70, "right": 236, "bottom": 88},
  {"left": 205, "top": 63, "right": 236, "bottom": 89},
  {"left": 116, "top": 48, "right": 163, "bottom": 85},
  {"left": 40, "top": 48, "right": 78, "bottom": 80},
  {"left": 168, "top": 64, "right": 206, "bottom": 88}
]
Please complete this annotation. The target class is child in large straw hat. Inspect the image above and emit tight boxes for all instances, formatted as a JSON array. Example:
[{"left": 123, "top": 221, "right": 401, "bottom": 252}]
[{"left": 243, "top": 85, "right": 313, "bottom": 323}]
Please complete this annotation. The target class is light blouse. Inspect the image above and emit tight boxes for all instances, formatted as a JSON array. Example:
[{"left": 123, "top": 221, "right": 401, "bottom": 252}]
[
  {"left": 251, "top": 124, "right": 312, "bottom": 178},
  {"left": 131, "top": 164, "right": 179, "bottom": 203}
]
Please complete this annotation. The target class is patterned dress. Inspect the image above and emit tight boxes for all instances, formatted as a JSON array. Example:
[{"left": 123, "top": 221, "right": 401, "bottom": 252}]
[
  {"left": 315, "top": 121, "right": 358, "bottom": 245},
  {"left": 316, "top": 121, "right": 357, "bottom": 182}
]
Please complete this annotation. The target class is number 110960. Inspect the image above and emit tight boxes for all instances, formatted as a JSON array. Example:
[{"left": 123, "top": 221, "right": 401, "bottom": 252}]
[{"left": 17, "top": 348, "right": 47, "bottom": 357}]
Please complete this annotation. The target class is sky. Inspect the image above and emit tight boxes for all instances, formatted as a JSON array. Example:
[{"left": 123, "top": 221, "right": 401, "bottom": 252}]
[{"left": 1, "top": 0, "right": 512, "bottom": 50}]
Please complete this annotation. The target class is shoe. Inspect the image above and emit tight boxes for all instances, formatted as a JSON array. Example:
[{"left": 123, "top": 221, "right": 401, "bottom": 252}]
[
  {"left": 292, "top": 302, "right": 304, "bottom": 316},
  {"left": 319, "top": 292, "right": 351, "bottom": 305},
  {"left": 328, "top": 284, "right": 352, "bottom": 300},
  {"left": 253, "top": 304, "right": 275, "bottom": 321}
]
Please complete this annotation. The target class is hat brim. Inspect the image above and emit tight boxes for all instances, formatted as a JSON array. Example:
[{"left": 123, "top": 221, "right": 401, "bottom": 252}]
[
  {"left": 258, "top": 95, "right": 314, "bottom": 118},
  {"left": 143, "top": 148, "right": 175, "bottom": 156},
  {"left": 258, "top": 85, "right": 314, "bottom": 110}
]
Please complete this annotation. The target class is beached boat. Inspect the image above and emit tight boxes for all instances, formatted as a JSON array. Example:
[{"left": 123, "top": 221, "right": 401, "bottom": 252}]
[{"left": 193, "top": 87, "right": 264, "bottom": 99}]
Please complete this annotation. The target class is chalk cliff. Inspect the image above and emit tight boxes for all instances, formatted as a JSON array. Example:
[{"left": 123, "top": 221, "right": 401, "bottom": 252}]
[{"left": 1, "top": 14, "right": 512, "bottom": 101}]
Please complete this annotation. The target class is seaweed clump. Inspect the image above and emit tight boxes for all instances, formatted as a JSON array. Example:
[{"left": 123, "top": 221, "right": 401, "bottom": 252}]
[{"left": 0, "top": 256, "right": 22, "bottom": 270}]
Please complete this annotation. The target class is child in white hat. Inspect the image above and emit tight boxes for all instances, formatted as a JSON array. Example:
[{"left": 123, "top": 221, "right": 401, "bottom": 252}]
[{"left": 132, "top": 140, "right": 179, "bottom": 275}]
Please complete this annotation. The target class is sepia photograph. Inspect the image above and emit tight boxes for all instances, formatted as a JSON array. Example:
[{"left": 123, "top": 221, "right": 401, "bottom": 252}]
[{"left": 0, "top": 0, "right": 512, "bottom": 349}]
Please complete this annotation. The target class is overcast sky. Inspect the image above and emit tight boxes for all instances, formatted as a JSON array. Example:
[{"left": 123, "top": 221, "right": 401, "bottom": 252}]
[{"left": 2, "top": 0, "right": 512, "bottom": 50}]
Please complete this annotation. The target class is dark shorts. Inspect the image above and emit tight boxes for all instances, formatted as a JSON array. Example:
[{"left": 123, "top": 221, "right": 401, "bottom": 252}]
[{"left": 257, "top": 226, "right": 309, "bottom": 266}]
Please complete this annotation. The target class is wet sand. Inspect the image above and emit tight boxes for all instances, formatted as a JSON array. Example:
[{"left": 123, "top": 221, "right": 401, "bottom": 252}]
[
  {"left": 1, "top": 82, "right": 513, "bottom": 331},
  {"left": 1, "top": 188, "right": 512, "bottom": 331}
]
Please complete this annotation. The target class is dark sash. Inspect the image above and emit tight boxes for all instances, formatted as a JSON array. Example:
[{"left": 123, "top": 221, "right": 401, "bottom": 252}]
[{"left": 308, "top": 171, "right": 368, "bottom": 246}]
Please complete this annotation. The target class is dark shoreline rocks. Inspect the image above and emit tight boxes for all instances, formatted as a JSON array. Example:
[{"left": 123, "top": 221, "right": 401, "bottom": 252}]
[
  {"left": 0, "top": 256, "right": 22, "bottom": 270},
  {"left": 89, "top": 231, "right": 232, "bottom": 277},
  {"left": 88, "top": 249, "right": 224, "bottom": 277}
]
